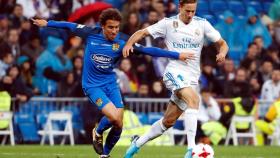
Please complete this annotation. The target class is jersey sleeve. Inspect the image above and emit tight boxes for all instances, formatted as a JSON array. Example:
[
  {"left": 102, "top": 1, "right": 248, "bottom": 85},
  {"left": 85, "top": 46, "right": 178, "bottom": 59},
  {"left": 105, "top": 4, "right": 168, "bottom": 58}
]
[
  {"left": 203, "top": 19, "right": 221, "bottom": 43},
  {"left": 133, "top": 43, "right": 179, "bottom": 59},
  {"left": 47, "top": 20, "right": 95, "bottom": 39},
  {"left": 146, "top": 18, "right": 167, "bottom": 39},
  {"left": 72, "top": 24, "right": 99, "bottom": 39}
]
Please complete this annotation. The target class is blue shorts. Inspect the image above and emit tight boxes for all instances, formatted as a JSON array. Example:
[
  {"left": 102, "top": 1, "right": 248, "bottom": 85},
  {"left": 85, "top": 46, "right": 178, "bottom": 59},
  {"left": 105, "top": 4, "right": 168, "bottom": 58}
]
[{"left": 83, "top": 82, "right": 124, "bottom": 110}]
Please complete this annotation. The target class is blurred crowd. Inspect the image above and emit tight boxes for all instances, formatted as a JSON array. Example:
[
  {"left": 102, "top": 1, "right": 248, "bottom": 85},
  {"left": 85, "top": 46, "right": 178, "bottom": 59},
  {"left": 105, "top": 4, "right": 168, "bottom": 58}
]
[{"left": 0, "top": 0, "right": 280, "bottom": 103}]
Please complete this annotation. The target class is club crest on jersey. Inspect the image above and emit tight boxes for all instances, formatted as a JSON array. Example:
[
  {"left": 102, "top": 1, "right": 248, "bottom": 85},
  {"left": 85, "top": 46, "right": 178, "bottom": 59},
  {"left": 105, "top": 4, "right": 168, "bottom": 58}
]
[
  {"left": 95, "top": 98, "right": 103, "bottom": 106},
  {"left": 173, "top": 21, "right": 178, "bottom": 32},
  {"left": 195, "top": 29, "right": 200, "bottom": 36},
  {"left": 112, "top": 43, "right": 120, "bottom": 51}
]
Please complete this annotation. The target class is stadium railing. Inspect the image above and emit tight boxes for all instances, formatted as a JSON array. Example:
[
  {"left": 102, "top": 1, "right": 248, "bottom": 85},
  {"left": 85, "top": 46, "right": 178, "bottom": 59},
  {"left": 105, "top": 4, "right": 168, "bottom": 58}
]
[
  {"left": 10, "top": 97, "right": 273, "bottom": 116},
  {"left": 6, "top": 97, "right": 274, "bottom": 145}
]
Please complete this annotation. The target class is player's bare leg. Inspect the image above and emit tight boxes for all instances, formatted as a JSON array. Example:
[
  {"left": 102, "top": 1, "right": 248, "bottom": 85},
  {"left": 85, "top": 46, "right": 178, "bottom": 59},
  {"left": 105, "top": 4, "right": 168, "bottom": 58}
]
[
  {"left": 124, "top": 101, "right": 183, "bottom": 158},
  {"left": 176, "top": 87, "right": 200, "bottom": 158}
]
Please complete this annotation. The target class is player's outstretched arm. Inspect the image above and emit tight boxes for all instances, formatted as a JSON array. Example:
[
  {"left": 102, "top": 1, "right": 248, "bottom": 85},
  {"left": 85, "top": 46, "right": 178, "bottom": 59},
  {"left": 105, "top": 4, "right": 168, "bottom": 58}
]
[
  {"left": 31, "top": 18, "right": 77, "bottom": 32},
  {"left": 123, "top": 29, "right": 150, "bottom": 58},
  {"left": 32, "top": 18, "right": 94, "bottom": 39},
  {"left": 215, "top": 38, "right": 228, "bottom": 64},
  {"left": 31, "top": 18, "right": 48, "bottom": 27},
  {"left": 133, "top": 44, "right": 195, "bottom": 61}
]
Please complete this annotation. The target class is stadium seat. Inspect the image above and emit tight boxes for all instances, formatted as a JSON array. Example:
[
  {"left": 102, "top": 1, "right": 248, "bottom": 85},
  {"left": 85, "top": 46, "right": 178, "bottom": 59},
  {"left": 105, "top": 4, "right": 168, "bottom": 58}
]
[
  {"left": 18, "top": 123, "right": 40, "bottom": 142},
  {"left": 228, "top": 1, "right": 246, "bottom": 16},
  {"left": 263, "top": 2, "right": 273, "bottom": 14},
  {"left": 36, "top": 113, "right": 48, "bottom": 129},
  {"left": 201, "top": 14, "right": 217, "bottom": 25},
  {"left": 225, "top": 115, "right": 257, "bottom": 146},
  {"left": 209, "top": 0, "right": 228, "bottom": 16},
  {"left": 261, "top": 0, "right": 273, "bottom": 2},
  {"left": 61, "top": 105, "right": 84, "bottom": 133},
  {"left": 196, "top": 1, "right": 210, "bottom": 15},
  {"left": 14, "top": 113, "right": 40, "bottom": 142},
  {"left": 173, "top": 120, "right": 184, "bottom": 130},
  {"left": 136, "top": 112, "right": 149, "bottom": 125},
  {"left": 38, "top": 111, "right": 74, "bottom": 146},
  {"left": 0, "top": 112, "right": 15, "bottom": 145},
  {"left": 245, "top": 1, "right": 263, "bottom": 13},
  {"left": 148, "top": 112, "right": 163, "bottom": 125}
]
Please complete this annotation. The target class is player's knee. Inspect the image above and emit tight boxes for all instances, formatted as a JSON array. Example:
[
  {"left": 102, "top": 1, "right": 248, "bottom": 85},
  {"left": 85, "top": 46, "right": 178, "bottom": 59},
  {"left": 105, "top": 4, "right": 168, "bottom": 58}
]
[
  {"left": 116, "top": 119, "right": 123, "bottom": 129},
  {"left": 181, "top": 93, "right": 199, "bottom": 109},
  {"left": 110, "top": 116, "right": 123, "bottom": 129},
  {"left": 162, "top": 117, "right": 176, "bottom": 128},
  {"left": 190, "top": 96, "right": 200, "bottom": 108}
]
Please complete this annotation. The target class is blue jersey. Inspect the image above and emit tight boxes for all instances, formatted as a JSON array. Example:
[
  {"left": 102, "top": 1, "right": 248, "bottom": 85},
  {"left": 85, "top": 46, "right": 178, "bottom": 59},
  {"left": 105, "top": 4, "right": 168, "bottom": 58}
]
[
  {"left": 47, "top": 21, "right": 181, "bottom": 90},
  {"left": 73, "top": 26, "right": 126, "bottom": 88}
]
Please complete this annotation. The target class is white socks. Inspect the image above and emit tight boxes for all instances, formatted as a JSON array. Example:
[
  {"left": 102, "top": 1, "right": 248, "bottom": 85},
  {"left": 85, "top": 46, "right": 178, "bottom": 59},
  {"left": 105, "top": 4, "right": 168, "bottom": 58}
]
[
  {"left": 184, "top": 108, "right": 199, "bottom": 149},
  {"left": 136, "top": 118, "right": 167, "bottom": 147},
  {"left": 134, "top": 108, "right": 198, "bottom": 149}
]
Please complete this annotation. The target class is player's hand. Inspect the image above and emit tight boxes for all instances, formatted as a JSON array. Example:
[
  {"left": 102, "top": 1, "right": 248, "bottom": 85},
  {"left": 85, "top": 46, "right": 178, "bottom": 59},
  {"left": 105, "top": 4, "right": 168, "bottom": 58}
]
[
  {"left": 31, "top": 18, "right": 48, "bottom": 27},
  {"left": 179, "top": 52, "right": 195, "bottom": 61},
  {"left": 216, "top": 52, "right": 226, "bottom": 64},
  {"left": 122, "top": 44, "right": 134, "bottom": 58}
]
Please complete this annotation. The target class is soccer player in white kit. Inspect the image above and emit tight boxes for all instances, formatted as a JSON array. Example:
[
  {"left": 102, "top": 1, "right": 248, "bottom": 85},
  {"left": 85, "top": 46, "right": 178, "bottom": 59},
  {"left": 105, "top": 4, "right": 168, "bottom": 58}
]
[{"left": 123, "top": 0, "right": 228, "bottom": 158}]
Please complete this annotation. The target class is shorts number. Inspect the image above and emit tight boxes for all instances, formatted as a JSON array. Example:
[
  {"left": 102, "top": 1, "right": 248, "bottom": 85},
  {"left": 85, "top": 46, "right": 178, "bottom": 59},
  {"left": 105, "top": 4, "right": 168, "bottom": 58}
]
[{"left": 177, "top": 74, "right": 184, "bottom": 81}]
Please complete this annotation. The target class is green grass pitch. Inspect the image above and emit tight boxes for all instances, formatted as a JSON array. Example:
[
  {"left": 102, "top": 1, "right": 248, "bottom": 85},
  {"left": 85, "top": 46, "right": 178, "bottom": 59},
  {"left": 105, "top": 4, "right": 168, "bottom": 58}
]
[{"left": 0, "top": 145, "right": 279, "bottom": 158}]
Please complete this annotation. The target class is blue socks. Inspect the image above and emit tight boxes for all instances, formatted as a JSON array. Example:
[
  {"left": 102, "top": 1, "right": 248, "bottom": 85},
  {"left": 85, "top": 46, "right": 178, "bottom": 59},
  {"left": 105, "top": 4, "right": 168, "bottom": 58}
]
[
  {"left": 96, "top": 116, "right": 123, "bottom": 155},
  {"left": 103, "top": 127, "right": 122, "bottom": 155},
  {"left": 96, "top": 116, "right": 112, "bottom": 135}
]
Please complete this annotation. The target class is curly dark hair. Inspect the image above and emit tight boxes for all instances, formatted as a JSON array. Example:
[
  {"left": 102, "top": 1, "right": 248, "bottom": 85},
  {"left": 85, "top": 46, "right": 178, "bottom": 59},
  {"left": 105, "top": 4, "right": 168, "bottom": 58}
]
[{"left": 99, "top": 8, "right": 122, "bottom": 25}]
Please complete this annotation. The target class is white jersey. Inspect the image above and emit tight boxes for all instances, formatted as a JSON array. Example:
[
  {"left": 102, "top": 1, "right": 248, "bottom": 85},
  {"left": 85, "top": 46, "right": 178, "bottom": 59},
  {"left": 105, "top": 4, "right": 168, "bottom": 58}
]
[{"left": 147, "top": 14, "right": 221, "bottom": 84}]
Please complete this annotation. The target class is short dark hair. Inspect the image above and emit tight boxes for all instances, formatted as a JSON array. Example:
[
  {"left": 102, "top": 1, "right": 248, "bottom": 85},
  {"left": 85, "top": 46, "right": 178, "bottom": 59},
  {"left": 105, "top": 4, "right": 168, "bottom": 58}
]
[
  {"left": 179, "top": 0, "right": 197, "bottom": 5},
  {"left": 99, "top": 8, "right": 122, "bottom": 26}
]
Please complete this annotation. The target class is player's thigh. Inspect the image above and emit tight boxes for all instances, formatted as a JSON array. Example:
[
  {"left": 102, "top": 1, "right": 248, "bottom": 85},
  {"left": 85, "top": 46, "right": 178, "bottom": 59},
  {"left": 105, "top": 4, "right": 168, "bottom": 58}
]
[
  {"left": 176, "top": 86, "right": 200, "bottom": 108},
  {"left": 163, "top": 70, "right": 199, "bottom": 109},
  {"left": 107, "top": 83, "right": 124, "bottom": 109},
  {"left": 84, "top": 87, "right": 123, "bottom": 127},
  {"left": 84, "top": 87, "right": 111, "bottom": 110},
  {"left": 162, "top": 101, "right": 184, "bottom": 128}
]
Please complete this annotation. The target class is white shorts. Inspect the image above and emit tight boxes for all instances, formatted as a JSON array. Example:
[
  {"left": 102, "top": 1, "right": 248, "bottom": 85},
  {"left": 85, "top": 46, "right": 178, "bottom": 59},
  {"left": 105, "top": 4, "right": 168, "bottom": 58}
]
[{"left": 163, "top": 70, "right": 200, "bottom": 111}]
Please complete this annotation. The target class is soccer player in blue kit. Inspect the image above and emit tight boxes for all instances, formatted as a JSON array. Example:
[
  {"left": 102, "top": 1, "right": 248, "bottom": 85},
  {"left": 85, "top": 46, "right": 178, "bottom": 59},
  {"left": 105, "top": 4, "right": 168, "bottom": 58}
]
[{"left": 32, "top": 8, "right": 194, "bottom": 158}]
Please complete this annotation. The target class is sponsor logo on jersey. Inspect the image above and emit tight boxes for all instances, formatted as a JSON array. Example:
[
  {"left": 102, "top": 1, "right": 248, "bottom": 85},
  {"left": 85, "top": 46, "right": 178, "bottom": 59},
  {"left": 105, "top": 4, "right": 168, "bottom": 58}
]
[
  {"left": 95, "top": 98, "right": 103, "bottom": 106},
  {"left": 91, "top": 54, "right": 113, "bottom": 64},
  {"left": 173, "top": 21, "right": 178, "bottom": 32},
  {"left": 172, "top": 42, "right": 200, "bottom": 48},
  {"left": 112, "top": 43, "right": 120, "bottom": 51},
  {"left": 172, "top": 37, "right": 200, "bottom": 48}
]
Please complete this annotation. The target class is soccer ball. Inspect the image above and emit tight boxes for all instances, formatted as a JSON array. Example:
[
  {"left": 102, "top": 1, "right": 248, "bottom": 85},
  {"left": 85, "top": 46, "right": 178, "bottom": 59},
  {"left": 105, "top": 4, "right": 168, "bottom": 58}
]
[{"left": 191, "top": 144, "right": 214, "bottom": 158}]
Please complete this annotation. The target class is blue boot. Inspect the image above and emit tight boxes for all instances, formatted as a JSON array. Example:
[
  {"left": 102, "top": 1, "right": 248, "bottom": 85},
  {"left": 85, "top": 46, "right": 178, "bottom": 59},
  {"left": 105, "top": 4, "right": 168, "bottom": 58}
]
[
  {"left": 184, "top": 148, "right": 193, "bottom": 158},
  {"left": 124, "top": 135, "right": 140, "bottom": 158}
]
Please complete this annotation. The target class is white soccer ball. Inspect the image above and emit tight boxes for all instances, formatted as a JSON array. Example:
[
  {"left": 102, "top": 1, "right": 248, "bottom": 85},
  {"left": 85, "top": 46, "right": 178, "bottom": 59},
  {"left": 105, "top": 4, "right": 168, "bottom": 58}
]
[{"left": 191, "top": 144, "right": 214, "bottom": 158}]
